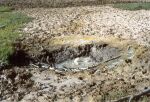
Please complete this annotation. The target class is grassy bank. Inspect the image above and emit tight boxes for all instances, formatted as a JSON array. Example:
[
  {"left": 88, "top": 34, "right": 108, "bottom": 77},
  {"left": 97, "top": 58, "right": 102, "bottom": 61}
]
[
  {"left": 0, "top": 6, "right": 31, "bottom": 63},
  {"left": 113, "top": 3, "right": 150, "bottom": 10}
]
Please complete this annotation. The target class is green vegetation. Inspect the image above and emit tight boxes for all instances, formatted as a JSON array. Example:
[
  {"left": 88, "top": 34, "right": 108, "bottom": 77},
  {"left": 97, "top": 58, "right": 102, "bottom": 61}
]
[
  {"left": 0, "top": 6, "right": 13, "bottom": 12},
  {"left": 113, "top": 3, "right": 150, "bottom": 10},
  {"left": 0, "top": 6, "right": 31, "bottom": 63}
]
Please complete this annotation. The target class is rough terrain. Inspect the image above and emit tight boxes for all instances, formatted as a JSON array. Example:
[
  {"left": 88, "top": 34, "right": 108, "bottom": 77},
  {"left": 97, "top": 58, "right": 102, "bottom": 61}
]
[{"left": 0, "top": 5, "right": 150, "bottom": 102}]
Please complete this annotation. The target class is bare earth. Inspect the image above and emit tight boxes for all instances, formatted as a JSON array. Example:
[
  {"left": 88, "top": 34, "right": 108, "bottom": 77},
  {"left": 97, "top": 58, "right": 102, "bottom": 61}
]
[
  {"left": 21, "top": 6, "right": 150, "bottom": 46},
  {"left": 1, "top": 5, "right": 150, "bottom": 102}
]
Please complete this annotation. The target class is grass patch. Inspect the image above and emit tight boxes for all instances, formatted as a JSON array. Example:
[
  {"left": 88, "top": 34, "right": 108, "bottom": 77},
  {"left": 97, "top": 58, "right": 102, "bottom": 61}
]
[
  {"left": 0, "top": 6, "right": 13, "bottom": 12},
  {"left": 0, "top": 6, "right": 31, "bottom": 63},
  {"left": 113, "top": 3, "right": 150, "bottom": 10}
]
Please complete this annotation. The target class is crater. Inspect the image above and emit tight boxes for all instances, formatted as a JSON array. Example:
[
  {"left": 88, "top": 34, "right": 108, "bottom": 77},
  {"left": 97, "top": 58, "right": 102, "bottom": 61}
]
[
  {"left": 12, "top": 35, "right": 137, "bottom": 71},
  {"left": 34, "top": 35, "right": 128, "bottom": 71}
]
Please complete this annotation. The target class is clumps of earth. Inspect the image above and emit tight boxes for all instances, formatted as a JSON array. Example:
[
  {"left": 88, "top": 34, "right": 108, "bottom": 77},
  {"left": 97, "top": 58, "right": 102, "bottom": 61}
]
[
  {"left": 1, "top": 5, "right": 150, "bottom": 102},
  {"left": 0, "top": 68, "right": 33, "bottom": 101}
]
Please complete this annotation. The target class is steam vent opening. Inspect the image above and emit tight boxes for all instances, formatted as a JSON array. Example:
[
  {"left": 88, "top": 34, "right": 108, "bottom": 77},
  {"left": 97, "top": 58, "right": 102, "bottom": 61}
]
[{"left": 33, "top": 35, "right": 134, "bottom": 71}]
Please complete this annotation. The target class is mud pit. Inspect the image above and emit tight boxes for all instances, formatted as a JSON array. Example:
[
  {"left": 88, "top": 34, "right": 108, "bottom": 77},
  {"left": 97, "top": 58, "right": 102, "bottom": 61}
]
[
  {"left": 24, "top": 35, "right": 134, "bottom": 72},
  {"left": 39, "top": 43, "right": 121, "bottom": 71}
]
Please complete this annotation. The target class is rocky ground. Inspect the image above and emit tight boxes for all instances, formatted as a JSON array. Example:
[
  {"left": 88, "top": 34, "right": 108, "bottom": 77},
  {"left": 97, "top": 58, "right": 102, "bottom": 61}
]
[{"left": 0, "top": 5, "right": 150, "bottom": 102}]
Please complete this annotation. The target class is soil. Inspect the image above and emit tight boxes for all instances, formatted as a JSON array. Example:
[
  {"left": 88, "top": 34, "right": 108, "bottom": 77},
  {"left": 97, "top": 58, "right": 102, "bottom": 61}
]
[
  {"left": 1, "top": 5, "right": 150, "bottom": 102},
  {"left": 0, "top": 67, "right": 34, "bottom": 102}
]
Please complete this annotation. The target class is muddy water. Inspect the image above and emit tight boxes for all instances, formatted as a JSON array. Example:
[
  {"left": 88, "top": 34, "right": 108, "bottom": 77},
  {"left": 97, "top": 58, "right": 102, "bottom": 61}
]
[{"left": 55, "top": 56, "right": 98, "bottom": 70}]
